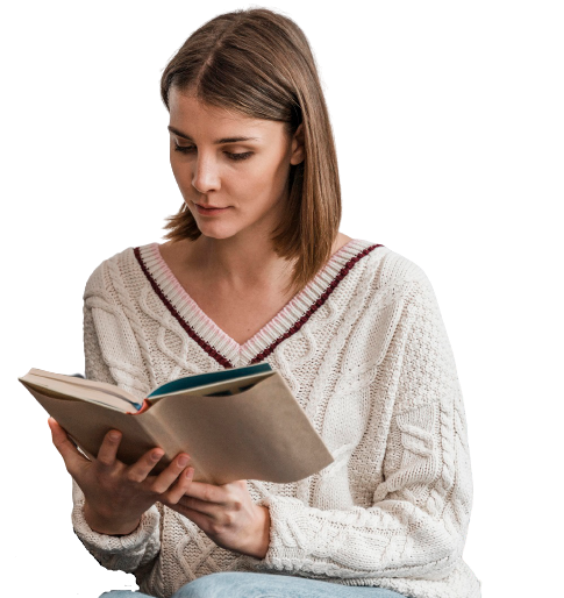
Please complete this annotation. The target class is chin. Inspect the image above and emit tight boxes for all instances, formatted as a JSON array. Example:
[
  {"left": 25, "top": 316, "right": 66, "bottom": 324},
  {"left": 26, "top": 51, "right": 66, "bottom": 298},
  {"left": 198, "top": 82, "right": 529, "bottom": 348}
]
[{"left": 195, "top": 223, "right": 241, "bottom": 241}]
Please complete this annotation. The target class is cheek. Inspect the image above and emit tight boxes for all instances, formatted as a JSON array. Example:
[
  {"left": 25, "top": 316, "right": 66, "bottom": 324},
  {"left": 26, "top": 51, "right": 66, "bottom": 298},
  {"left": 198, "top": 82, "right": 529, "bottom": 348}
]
[
  {"left": 252, "top": 154, "right": 291, "bottom": 197},
  {"left": 269, "top": 160, "right": 292, "bottom": 197}
]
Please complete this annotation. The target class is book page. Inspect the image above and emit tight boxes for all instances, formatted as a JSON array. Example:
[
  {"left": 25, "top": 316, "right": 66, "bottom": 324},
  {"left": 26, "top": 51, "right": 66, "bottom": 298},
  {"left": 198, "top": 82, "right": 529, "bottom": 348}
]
[
  {"left": 26, "top": 369, "right": 141, "bottom": 405},
  {"left": 147, "top": 370, "right": 274, "bottom": 403},
  {"left": 147, "top": 363, "right": 272, "bottom": 399},
  {"left": 20, "top": 371, "right": 140, "bottom": 412}
]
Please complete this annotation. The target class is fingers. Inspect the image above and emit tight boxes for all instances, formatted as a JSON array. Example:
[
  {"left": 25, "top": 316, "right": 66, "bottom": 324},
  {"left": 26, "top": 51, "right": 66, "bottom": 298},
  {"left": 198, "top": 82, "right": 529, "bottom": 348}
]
[
  {"left": 96, "top": 429, "right": 123, "bottom": 466},
  {"left": 125, "top": 448, "right": 165, "bottom": 483},
  {"left": 149, "top": 453, "right": 192, "bottom": 494},
  {"left": 50, "top": 417, "right": 194, "bottom": 506},
  {"left": 98, "top": 431, "right": 170, "bottom": 477},
  {"left": 123, "top": 446, "right": 192, "bottom": 490},
  {"left": 163, "top": 467, "right": 194, "bottom": 504}
]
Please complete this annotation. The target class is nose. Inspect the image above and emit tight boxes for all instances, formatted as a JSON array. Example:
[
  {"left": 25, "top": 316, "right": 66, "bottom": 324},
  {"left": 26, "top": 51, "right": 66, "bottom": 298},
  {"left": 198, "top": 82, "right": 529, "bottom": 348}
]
[{"left": 192, "top": 154, "right": 220, "bottom": 194}]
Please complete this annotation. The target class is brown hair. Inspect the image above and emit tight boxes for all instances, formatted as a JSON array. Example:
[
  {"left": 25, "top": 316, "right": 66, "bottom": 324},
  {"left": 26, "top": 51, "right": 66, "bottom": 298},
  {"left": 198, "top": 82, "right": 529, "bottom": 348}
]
[{"left": 161, "top": 8, "right": 341, "bottom": 293}]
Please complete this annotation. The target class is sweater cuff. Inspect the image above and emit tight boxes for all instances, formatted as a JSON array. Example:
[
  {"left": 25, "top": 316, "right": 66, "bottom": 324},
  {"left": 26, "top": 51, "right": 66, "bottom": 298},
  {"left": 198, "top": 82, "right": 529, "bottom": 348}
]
[
  {"left": 248, "top": 495, "right": 309, "bottom": 571},
  {"left": 72, "top": 497, "right": 160, "bottom": 556}
]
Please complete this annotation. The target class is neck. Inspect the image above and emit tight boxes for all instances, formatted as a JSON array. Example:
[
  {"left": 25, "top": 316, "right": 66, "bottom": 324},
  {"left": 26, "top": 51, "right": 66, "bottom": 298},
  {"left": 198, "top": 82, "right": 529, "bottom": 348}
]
[
  {"left": 184, "top": 233, "right": 294, "bottom": 293},
  {"left": 162, "top": 231, "right": 352, "bottom": 297}
]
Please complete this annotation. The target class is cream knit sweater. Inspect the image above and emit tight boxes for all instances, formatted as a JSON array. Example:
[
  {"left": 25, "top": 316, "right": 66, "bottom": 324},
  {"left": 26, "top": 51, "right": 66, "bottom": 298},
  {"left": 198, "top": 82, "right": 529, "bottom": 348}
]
[{"left": 71, "top": 239, "right": 481, "bottom": 598}]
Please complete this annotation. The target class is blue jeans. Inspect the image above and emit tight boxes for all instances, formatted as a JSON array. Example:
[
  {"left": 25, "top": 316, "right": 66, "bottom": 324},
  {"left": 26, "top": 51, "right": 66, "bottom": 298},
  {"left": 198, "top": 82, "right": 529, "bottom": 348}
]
[{"left": 101, "top": 572, "right": 407, "bottom": 598}]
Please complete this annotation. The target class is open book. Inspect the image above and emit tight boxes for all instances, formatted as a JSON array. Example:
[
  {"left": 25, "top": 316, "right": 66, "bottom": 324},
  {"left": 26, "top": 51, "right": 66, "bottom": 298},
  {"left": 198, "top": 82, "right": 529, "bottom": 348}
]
[{"left": 19, "top": 364, "right": 334, "bottom": 484}]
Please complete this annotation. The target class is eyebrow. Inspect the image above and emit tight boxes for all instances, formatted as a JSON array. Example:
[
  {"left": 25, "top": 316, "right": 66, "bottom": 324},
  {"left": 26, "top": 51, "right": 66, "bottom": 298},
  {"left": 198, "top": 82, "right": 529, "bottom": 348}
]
[{"left": 167, "top": 126, "right": 259, "bottom": 144}]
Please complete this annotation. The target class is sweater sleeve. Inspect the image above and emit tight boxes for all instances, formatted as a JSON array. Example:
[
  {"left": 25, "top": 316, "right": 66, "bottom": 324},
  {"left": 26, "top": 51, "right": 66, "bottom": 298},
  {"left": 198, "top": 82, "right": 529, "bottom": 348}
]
[
  {"left": 71, "top": 268, "right": 161, "bottom": 575},
  {"left": 250, "top": 272, "right": 473, "bottom": 581},
  {"left": 72, "top": 480, "right": 161, "bottom": 574}
]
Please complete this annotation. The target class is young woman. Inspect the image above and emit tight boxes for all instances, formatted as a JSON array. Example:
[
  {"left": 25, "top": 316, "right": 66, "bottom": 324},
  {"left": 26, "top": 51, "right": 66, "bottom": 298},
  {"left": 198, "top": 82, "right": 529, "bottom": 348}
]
[{"left": 49, "top": 8, "right": 480, "bottom": 598}]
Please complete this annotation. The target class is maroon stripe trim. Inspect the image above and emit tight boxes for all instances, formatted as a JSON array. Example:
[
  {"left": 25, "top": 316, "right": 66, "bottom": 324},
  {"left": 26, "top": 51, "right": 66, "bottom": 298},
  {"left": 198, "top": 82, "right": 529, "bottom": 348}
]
[
  {"left": 250, "top": 244, "right": 382, "bottom": 364},
  {"left": 134, "top": 247, "right": 234, "bottom": 368},
  {"left": 134, "top": 243, "right": 382, "bottom": 369}
]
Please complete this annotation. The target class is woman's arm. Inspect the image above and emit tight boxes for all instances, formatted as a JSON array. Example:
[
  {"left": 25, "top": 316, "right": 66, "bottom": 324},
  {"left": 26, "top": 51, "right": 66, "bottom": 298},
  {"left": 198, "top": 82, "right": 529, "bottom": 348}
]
[
  {"left": 245, "top": 273, "right": 473, "bottom": 581},
  {"left": 67, "top": 279, "right": 192, "bottom": 575}
]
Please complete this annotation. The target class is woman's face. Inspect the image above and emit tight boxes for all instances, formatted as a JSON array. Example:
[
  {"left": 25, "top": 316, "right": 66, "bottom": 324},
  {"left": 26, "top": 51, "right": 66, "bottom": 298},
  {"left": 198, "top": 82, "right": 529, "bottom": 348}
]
[{"left": 168, "top": 88, "right": 304, "bottom": 242}]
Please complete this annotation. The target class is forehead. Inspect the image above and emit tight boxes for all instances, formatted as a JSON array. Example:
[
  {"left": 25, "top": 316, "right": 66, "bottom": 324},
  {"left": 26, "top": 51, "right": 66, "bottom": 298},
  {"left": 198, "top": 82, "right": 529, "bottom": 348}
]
[{"left": 168, "top": 88, "right": 280, "bottom": 136}]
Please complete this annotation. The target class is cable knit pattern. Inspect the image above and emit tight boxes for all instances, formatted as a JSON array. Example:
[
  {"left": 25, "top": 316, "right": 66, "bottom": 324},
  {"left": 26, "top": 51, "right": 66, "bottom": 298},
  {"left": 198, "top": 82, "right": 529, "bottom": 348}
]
[{"left": 72, "top": 240, "right": 480, "bottom": 598}]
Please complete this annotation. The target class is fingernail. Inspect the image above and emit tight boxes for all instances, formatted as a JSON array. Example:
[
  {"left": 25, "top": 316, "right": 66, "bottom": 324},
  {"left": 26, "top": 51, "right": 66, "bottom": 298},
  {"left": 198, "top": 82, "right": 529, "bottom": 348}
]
[
  {"left": 151, "top": 450, "right": 164, "bottom": 461},
  {"left": 109, "top": 431, "right": 121, "bottom": 441},
  {"left": 185, "top": 467, "right": 194, "bottom": 479},
  {"left": 178, "top": 455, "right": 189, "bottom": 467}
]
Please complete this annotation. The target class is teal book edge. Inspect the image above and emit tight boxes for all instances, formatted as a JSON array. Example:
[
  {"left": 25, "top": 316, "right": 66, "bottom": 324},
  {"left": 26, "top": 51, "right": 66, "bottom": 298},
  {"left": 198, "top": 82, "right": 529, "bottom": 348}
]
[{"left": 147, "top": 362, "right": 272, "bottom": 399}]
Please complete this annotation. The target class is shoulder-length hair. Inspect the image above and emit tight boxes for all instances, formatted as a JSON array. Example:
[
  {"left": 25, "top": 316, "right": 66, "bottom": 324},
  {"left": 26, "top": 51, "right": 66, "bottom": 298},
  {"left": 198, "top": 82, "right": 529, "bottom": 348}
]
[{"left": 160, "top": 8, "right": 341, "bottom": 293}]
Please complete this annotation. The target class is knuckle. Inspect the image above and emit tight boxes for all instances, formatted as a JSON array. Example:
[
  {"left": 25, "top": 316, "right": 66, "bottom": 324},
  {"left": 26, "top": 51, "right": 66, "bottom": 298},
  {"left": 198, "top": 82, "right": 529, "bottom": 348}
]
[
  {"left": 126, "top": 470, "right": 144, "bottom": 484},
  {"left": 150, "top": 481, "right": 167, "bottom": 494},
  {"left": 181, "top": 476, "right": 193, "bottom": 490},
  {"left": 163, "top": 492, "right": 179, "bottom": 506},
  {"left": 168, "top": 492, "right": 181, "bottom": 504},
  {"left": 223, "top": 512, "right": 235, "bottom": 527}
]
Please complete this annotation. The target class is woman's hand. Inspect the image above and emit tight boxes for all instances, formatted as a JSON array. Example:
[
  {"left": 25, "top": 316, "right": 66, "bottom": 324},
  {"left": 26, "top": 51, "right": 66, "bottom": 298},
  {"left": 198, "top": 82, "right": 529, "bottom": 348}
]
[
  {"left": 48, "top": 417, "right": 194, "bottom": 536},
  {"left": 162, "top": 479, "right": 271, "bottom": 559}
]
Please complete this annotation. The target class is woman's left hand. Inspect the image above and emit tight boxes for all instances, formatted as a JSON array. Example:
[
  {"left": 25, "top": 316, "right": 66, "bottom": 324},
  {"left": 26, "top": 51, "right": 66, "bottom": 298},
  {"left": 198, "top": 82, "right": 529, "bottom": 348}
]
[{"left": 162, "top": 477, "right": 271, "bottom": 559}]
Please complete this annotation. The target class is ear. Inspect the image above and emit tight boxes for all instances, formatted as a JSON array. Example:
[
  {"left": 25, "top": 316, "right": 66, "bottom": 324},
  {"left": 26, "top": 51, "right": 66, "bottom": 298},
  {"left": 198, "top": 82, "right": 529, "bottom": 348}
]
[{"left": 290, "top": 123, "right": 305, "bottom": 165}]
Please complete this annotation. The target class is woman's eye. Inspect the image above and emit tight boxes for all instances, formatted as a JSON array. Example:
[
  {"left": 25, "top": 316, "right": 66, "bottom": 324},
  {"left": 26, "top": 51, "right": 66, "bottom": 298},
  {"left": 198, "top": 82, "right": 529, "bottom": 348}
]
[
  {"left": 226, "top": 151, "right": 253, "bottom": 161},
  {"left": 173, "top": 144, "right": 252, "bottom": 161},
  {"left": 174, "top": 144, "right": 195, "bottom": 153}
]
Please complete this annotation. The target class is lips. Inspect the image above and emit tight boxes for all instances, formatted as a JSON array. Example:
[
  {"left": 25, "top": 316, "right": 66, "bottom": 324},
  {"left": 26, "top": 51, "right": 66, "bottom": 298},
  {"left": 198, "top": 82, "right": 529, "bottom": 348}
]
[{"left": 194, "top": 203, "right": 231, "bottom": 215}]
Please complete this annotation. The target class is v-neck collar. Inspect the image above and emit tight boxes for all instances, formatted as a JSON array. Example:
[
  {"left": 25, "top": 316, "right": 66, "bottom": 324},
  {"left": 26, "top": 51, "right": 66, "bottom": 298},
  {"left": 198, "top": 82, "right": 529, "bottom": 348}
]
[{"left": 134, "top": 240, "right": 382, "bottom": 368}]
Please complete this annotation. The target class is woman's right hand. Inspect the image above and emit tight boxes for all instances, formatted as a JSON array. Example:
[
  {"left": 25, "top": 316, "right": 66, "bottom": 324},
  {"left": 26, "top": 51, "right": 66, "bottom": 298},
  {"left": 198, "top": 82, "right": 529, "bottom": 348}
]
[{"left": 48, "top": 417, "right": 194, "bottom": 536}]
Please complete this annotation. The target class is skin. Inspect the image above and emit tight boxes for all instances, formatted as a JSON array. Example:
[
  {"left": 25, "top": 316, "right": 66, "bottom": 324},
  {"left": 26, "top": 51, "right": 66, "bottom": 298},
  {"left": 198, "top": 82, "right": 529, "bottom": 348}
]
[
  {"left": 167, "top": 88, "right": 305, "bottom": 248},
  {"left": 161, "top": 88, "right": 351, "bottom": 344},
  {"left": 49, "top": 419, "right": 193, "bottom": 536},
  {"left": 50, "top": 88, "right": 351, "bottom": 560}
]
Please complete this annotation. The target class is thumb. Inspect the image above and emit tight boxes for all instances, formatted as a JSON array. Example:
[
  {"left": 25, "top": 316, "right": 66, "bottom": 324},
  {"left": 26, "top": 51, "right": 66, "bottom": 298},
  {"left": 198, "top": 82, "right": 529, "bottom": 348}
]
[
  {"left": 48, "top": 418, "right": 88, "bottom": 475},
  {"left": 48, "top": 417, "right": 67, "bottom": 446}
]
